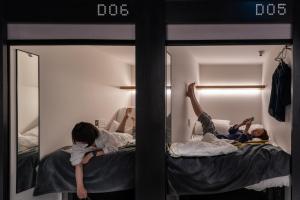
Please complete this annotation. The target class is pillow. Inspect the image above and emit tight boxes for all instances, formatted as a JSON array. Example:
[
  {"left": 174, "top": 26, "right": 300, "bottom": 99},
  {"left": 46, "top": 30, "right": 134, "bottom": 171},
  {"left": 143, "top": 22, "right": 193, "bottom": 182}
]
[
  {"left": 212, "top": 119, "right": 231, "bottom": 135},
  {"left": 18, "top": 134, "right": 38, "bottom": 148},
  {"left": 193, "top": 121, "right": 203, "bottom": 135},
  {"left": 239, "top": 124, "right": 264, "bottom": 133},
  {"left": 108, "top": 120, "right": 120, "bottom": 132},
  {"left": 23, "top": 126, "right": 39, "bottom": 137},
  {"left": 193, "top": 119, "right": 231, "bottom": 136},
  {"left": 115, "top": 107, "right": 136, "bottom": 134}
]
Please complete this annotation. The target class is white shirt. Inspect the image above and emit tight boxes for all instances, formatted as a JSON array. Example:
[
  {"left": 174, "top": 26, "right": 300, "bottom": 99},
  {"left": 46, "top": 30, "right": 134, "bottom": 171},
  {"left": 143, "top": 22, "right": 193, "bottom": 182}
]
[{"left": 70, "top": 129, "right": 118, "bottom": 166}]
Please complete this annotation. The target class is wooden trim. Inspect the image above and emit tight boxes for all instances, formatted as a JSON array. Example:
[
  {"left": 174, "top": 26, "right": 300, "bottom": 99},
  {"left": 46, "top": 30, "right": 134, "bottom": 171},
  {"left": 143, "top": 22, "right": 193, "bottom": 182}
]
[
  {"left": 120, "top": 86, "right": 136, "bottom": 90},
  {"left": 120, "top": 86, "right": 171, "bottom": 90},
  {"left": 196, "top": 85, "right": 266, "bottom": 89},
  {"left": 120, "top": 85, "right": 265, "bottom": 90}
]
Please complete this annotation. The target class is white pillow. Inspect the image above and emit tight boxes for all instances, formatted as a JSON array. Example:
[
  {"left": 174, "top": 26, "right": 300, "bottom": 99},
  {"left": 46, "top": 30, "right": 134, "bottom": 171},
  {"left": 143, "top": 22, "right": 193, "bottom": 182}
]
[
  {"left": 23, "top": 126, "right": 39, "bottom": 137},
  {"left": 212, "top": 119, "right": 231, "bottom": 135},
  {"left": 239, "top": 124, "right": 264, "bottom": 133},
  {"left": 115, "top": 108, "right": 135, "bottom": 134},
  {"left": 193, "top": 119, "right": 231, "bottom": 136},
  {"left": 18, "top": 134, "right": 38, "bottom": 148},
  {"left": 193, "top": 121, "right": 203, "bottom": 135},
  {"left": 108, "top": 120, "right": 120, "bottom": 132}
]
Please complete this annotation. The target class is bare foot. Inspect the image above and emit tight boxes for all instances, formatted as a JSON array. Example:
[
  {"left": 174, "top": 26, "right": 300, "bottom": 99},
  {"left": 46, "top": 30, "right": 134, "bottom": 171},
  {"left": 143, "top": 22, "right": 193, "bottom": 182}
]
[
  {"left": 242, "top": 117, "right": 254, "bottom": 125},
  {"left": 125, "top": 108, "right": 133, "bottom": 117},
  {"left": 186, "top": 82, "right": 196, "bottom": 97}
]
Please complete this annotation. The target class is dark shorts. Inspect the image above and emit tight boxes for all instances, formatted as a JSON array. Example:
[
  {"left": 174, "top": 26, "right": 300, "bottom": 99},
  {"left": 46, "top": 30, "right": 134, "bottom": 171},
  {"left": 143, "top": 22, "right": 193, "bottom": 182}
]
[{"left": 197, "top": 112, "right": 218, "bottom": 135}]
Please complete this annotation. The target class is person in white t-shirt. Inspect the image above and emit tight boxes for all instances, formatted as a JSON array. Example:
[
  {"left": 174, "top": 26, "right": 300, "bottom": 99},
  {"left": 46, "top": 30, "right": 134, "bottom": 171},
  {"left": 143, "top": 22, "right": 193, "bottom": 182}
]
[{"left": 70, "top": 108, "right": 134, "bottom": 199}]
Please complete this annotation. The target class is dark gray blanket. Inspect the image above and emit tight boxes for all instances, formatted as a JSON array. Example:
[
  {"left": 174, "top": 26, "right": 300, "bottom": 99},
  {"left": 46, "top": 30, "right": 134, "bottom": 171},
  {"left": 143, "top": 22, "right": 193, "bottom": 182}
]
[
  {"left": 34, "top": 147, "right": 135, "bottom": 196},
  {"left": 167, "top": 144, "right": 290, "bottom": 196}
]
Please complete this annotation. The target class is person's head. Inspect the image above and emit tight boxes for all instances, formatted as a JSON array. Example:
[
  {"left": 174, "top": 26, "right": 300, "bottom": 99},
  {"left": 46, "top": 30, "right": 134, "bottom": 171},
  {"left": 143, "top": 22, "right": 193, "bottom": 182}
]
[
  {"left": 72, "top": 122, "right": 99, "bottom": 147},
  {"left": 251, "top": 128, "right": 269, "bottom": 140}
]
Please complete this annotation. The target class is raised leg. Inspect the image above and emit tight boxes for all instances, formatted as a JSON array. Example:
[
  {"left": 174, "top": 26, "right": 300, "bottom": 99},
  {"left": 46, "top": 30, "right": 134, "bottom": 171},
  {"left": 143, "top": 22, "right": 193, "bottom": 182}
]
[
  {"left": 116, "top": 108, "right": 132, "bottom": 133},
  {"left": 187, "top": 83, "right": 204, "bottom": 117},
  {"left": 187, "top": 83, "right": 217, "bottom": 135}
]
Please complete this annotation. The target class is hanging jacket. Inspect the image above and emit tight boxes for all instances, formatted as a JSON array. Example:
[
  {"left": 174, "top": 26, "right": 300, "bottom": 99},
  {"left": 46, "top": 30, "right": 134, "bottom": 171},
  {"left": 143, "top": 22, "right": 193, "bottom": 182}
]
[{"left": 268, "top": 61, "right": 291, "bottom": 122}]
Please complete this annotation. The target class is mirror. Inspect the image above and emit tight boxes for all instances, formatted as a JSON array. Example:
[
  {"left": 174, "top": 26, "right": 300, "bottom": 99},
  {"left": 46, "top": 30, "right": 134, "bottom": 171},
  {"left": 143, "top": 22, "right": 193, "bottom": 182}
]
[{"left": 16, "top": 49, "right": 40, "bottom": 193}]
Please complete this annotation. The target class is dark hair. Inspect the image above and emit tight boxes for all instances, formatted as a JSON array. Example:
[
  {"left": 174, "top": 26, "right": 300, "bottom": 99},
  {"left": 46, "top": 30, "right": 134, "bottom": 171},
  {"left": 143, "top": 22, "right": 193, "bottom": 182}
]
[
  {"left": 259, "top": 129, "right": 269, "bottom": 140},
  {"left": 72, "top": 122, "right": 99, "bottom": 147}
]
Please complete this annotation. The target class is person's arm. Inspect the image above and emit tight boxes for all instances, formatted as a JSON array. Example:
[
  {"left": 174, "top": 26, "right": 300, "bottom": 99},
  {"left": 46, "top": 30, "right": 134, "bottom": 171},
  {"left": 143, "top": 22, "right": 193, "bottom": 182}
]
[
  {"left": 75, "top": 164, "right": 87, "bottom": 199},
  {"left": 236, "top": 117, "right": 254, "bottom": 129},
  {"left": 81, "top": 150, "right": 105, "bottom": 165},
  {"left": 243, "top": 121, "right": 252, "bottom": 134}
]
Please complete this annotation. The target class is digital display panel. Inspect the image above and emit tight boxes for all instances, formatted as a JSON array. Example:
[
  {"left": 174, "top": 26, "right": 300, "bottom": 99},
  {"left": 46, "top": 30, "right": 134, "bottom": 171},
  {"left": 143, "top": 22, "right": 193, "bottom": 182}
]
[
  {"left": 5, "top": 0, "right": 134, "bottom": 23},
  {"left": 4, "top": 0, "right": 292, "bottom": 23},
  {"left": 97, "top": 3, "right": 130, "bottom": 17},
  {"left": 166, "top": 0, "right": 293, "bottom": 24}
]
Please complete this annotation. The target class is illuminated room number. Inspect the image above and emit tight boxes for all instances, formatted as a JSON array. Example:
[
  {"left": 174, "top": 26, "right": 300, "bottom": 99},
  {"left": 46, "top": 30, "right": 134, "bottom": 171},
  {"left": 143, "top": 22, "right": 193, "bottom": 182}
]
[
  {"left": 97, "top": 4, "right": 129, "bottom": 16},
  {"left": 256, "top": 3, "right": 287, "bottom": 16}
]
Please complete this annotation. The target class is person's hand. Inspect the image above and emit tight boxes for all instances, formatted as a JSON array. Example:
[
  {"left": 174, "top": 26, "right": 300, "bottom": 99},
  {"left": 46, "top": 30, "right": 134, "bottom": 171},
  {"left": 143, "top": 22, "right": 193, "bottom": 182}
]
[
  {"left": 77, "top": 185, "right": 87, "bottom": 199},
  {"left": 245, "top": 120, "right": 252, "bottom": 127},
  {"left": 81, "top": 153, "right": 93, "bottom": 165}
]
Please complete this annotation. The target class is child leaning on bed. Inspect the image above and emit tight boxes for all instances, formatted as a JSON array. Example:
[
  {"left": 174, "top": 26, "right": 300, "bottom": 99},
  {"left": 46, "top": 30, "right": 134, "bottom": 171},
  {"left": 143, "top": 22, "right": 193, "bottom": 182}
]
[{"left": 70, "top": 108, "right": 134, "bottom": 199}]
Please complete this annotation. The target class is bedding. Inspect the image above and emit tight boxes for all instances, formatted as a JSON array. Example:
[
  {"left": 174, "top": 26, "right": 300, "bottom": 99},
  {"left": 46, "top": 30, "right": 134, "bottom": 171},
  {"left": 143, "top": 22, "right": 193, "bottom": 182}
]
[
  {"left": 23, "top": 126, "right": 39, "bottom": 137},
  {"left": 18, "top": 126, "right": 39, "bottom": 152},
  {"left": 18, "top": 134, "right": 38, "bottom": 151},
  {"left": 167, "top": 144, "right": 290, "bottom": 196},
  {"left": 110, "top": 132, "right": 135, "bottom": 147},
  {"left": 34, "top": 146, "right": 135, "bottom": 196},
  {"left": 169, "top": 133, "right": 237, "bottom": 157}
]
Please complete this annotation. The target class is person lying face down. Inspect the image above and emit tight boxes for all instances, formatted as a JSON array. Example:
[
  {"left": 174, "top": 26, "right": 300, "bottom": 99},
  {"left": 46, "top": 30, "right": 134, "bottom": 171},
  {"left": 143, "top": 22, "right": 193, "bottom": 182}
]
[
  {"left": 70, "top": 108, "right": 134, "bottom": 199},
  {"left": 186, "top": 83, "right": 269, "bottom": 143}
]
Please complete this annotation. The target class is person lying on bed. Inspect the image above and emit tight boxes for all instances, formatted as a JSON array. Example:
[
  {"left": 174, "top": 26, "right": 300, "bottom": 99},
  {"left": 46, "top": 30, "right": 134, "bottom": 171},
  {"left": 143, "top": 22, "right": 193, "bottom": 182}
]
[
  {"left": 70, "top": 108, "right": 134, "bottom": 199},
  {"left": 187, "top": 82, "right": 269, "bottom": 143}
]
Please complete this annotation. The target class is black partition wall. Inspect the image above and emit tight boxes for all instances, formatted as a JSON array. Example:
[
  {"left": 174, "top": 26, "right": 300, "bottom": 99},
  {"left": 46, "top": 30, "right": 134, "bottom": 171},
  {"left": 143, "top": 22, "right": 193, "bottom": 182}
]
[{"left": 1, "top": 1, "right": 300, "bottom": 200}]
